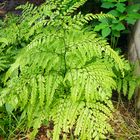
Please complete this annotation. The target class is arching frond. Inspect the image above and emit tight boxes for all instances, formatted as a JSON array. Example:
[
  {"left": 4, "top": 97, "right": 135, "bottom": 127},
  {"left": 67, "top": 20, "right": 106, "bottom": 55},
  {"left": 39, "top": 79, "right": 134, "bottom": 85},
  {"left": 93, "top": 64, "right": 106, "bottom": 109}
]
[{"left": 51, "top": 98, "right": 113, "bottom": 140}]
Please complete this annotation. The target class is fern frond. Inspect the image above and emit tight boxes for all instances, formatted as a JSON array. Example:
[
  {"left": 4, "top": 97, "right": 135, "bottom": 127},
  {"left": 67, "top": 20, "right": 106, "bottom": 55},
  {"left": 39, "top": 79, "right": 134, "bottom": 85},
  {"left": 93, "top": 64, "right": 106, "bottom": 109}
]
[
  {"left": 65, "top": 62, "right": 116, "bottom": 102},
  {"left": 0, "top": 56, "right": 8, "bottom": 71},
  {"left": 84, "top": 13, "right": 114, "bottom": 21},
  {"left": 38, "top": 74, "right": 45, "bottom": 108},
  {"left": 103, "top": 45, "right": 125, "bottom": 75},
  {"left": 51, "top": 98, "right": 113, "bottom": 140},
  {"left": 62, "top": 0, "right": 87, "bottom": 15},
  {"left": 116, "top": 64, "right": 137, "bottom": 100},
  {"left": 16, "top": 2, "right": 37, "bottom": 20}
]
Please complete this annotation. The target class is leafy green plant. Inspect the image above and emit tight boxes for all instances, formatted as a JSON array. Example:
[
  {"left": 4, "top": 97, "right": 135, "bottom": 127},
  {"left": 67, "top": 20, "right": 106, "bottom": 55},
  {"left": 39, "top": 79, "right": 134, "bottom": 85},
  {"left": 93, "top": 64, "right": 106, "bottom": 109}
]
[
  {"left": 94, "top": 0, "right": 140, "bottom": 48},
  {"left": 0, "top": 0, "right": 136, "bottom": 139},
  {"left": 116, "top": 61, "right": 138, "bottom": 101},
  {"left": 0, "top": 15, "right": 21, "bottom": 90}
]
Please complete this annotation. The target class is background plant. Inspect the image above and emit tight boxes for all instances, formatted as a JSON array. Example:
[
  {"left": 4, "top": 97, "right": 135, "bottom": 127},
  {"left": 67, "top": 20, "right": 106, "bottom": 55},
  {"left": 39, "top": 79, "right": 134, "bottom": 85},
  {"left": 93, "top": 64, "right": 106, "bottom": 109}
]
[
  {"left": 0, "top": 0, "right": 137, "bottom": 139},
  {"left": 94, "top": 0, "right": 140, "bottom": 48}
]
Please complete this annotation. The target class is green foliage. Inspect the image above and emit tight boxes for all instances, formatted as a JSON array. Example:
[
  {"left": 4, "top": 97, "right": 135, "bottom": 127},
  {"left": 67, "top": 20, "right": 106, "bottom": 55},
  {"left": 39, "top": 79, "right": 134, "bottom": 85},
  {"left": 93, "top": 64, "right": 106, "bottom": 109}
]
[
  {"left": 0, "top": 15, "right": 21, "bottom": 89},
  {"left": 94, "top": 0, "right": 140, "bottom": 48},
  {"left": 0, "top": 0, "right": 136, "bottom": 139},
  {"left": 116, "top": 62, "right": 138, "bottom": 100}
]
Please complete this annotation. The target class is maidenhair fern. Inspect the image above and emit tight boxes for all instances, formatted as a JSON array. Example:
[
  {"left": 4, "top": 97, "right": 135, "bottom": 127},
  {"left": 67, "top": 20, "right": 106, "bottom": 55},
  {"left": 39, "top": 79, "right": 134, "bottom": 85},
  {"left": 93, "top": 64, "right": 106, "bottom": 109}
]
[{"left": 0, "top": 0, "right": 135, "bottom": 139}]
